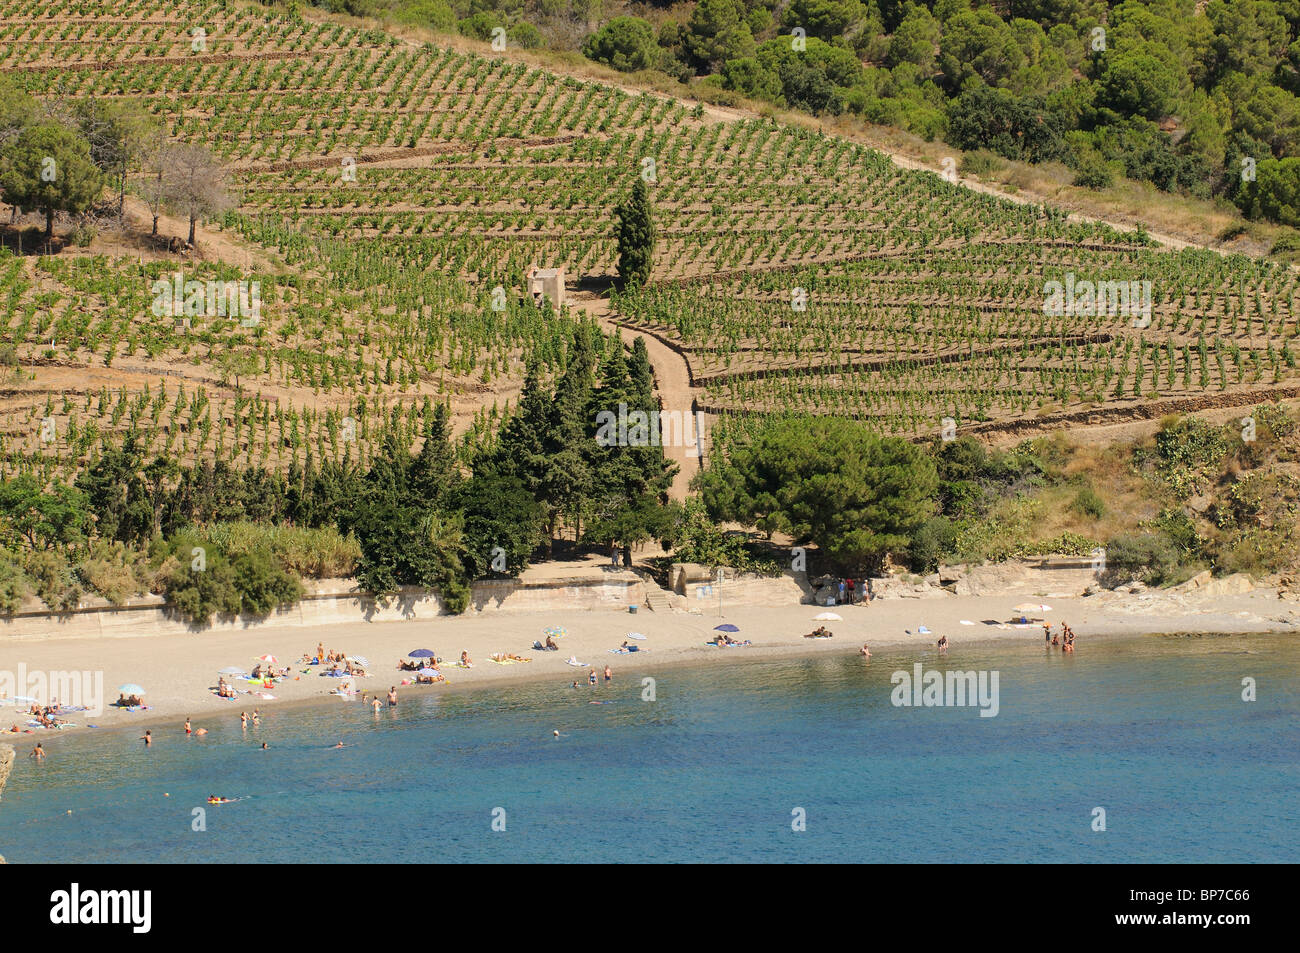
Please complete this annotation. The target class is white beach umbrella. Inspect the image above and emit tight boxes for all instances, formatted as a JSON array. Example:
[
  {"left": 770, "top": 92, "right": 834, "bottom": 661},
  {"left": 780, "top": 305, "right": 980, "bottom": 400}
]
[{"left": 814, "top": 612, "right": 842, "bottom": 621}]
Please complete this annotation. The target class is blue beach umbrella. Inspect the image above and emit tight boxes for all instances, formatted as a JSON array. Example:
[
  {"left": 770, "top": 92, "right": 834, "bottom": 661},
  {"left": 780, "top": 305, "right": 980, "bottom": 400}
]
[
  {"left": 118, "top": 683, "right": 146, "bottom": 695},
  {"left": 714, "top": 624, "right": 740, "bottom": 633},
  {"left": 408, "top": 649, "right": 435, "bottom": 658},
  {"left": 543, "top": 626, "right": 567, "bottom": 638}
]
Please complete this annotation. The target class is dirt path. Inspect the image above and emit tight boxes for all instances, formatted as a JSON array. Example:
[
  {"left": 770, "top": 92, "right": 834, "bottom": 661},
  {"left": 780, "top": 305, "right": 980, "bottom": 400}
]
[{"left": 568, "top": 289, "right": 705, "bottom": 500}]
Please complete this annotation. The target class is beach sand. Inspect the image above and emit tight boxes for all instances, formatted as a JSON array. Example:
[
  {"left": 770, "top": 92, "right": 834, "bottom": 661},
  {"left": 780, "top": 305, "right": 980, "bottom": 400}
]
[{"left": 2, "top": 588, "right": 1296, "bottom": 741}]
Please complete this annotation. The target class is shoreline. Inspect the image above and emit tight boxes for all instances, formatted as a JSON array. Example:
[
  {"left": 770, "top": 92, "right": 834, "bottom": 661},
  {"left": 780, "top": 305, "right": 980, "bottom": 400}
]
[{"left": 3, "top": 589, "right": 1297, "bottom": 748}]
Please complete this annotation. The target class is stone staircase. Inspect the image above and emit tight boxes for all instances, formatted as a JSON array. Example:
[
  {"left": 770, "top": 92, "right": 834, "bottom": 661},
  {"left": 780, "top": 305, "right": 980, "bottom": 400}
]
[{"left": 643, "top": 586, "right": 673, "bottom": 612}]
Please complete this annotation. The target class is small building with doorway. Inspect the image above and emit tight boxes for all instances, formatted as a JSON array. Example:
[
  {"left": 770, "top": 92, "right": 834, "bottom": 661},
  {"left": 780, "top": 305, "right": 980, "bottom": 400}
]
[{"left": 527, "top": 266, "right": 564, "bottom": 311}]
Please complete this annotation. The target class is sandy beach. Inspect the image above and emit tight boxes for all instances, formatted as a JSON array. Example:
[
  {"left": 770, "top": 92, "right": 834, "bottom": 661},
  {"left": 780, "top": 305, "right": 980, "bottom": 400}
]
[{"left": 3, "top": 585, "right": 1297, "bottom": 742}]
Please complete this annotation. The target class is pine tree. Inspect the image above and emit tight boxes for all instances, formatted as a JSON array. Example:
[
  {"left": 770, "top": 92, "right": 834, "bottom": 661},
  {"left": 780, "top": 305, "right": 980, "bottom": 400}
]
[{"left": 614, "top": 178, "right": 654, "bottom": 289}]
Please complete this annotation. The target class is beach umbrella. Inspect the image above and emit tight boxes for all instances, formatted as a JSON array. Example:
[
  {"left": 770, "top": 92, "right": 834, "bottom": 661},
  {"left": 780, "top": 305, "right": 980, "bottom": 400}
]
[
  {"left": 218, "top": 666, "right": 245, "bottom": 675},
  {"left": 1013, "top": 604, "right": 1052, "bottom": 613},
  {"left": 543, "top": 625, "right": 567, "bottom": 638},
  {"left": 714, "top": 624, "right": 740, "bottom": 633},
  {"left": 814, "top": 612, "right": 842, "bottom": 621},
  {"left": 118, "top": 683, "right": 146, "bottom": 695},
  {"left": 626, "top": 632, "right": 646, "bottom": 640},
  {"left": 254, "top": 655, "right": 278, "bottom": 664},
  {"left": 408, "top": 649, "right": 435, "bottom": 658},
  {"left": 349, "top": 656, "right": 370, "bottom": 667},
  {"left": 417, "top": 667, "right": 439, "bottom": 676}
]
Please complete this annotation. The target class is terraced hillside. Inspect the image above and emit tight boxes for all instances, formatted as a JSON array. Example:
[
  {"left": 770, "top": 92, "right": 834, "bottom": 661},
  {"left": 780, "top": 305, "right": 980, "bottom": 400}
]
[{"left": 2, "top": 0, "right": 1298, "bottom": 492}]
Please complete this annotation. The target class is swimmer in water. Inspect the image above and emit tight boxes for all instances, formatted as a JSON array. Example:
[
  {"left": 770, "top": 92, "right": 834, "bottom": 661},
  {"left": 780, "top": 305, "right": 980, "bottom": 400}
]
[
  {"left": 240, "top": 712, "right": 248, "bottom": 729},
  {"left": 860, "top": 644, "right": 871, "bottom": 658},
  {"left": 371, "top": 697, "right": 382, "bottom": 713},
  {"left": 252, "top": 709, "right": 260, "bottom": 727},
  {"left": 553, "top": 730, "right": 559, "bottom": 738},
  {"left": 387, "top": 687, "right": 398, "bottom": 707},
  {"left": 603, "top": 665, "right": 612, "bottom": 682},
  {"left": 30, "top": 742, "right": 45, "bottom": 761},
  {"left": 194, "top": 727, "right": 207, "bottom": 735},
  {"left": 141, "top": 730, "right": 152, "bottom": 747},
  {"left": 260, "top": 742, "right": 268, "bottom": 750},
  {"left": 184, "top": 718, "right": 192, "bottom": 735}
]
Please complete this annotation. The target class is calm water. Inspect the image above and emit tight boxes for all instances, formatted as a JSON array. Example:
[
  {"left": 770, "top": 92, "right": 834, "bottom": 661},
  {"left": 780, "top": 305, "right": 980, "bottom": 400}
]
[{"left": 3, "top": 633, "right": 1297, "bottom": 863}]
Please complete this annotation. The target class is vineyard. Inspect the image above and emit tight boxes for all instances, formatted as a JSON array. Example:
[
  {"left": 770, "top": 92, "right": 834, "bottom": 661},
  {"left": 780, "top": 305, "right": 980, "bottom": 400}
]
[{"left": 1, "top": 0, "right": 1299, "bottom": 484}]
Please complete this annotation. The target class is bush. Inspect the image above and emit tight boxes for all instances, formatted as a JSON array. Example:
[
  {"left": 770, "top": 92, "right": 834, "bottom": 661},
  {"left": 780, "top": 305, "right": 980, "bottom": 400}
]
[
  {"left": 24, "top": 549, "right": 82, "bottom": 612},
  {"left": 1070, "top": 486, "right": 1105, "bottom": 519},
  {"left": 76, "top": 540, "right": 147, "bottom": 605},
  {"left": 0, "top": 550, "right": 27, "bottom": 614},
  {"left": 959, "top": 150, "right": 1002, "bottom": 177},
  {"left": 1102, "top": 532, "right": 1183, "bottom": 586},
  {"left": 155, "top": 533, "right": 304, "bottom": 627},
  {"left": 908, "top": 515, "right": 957, "bottom": 573}
]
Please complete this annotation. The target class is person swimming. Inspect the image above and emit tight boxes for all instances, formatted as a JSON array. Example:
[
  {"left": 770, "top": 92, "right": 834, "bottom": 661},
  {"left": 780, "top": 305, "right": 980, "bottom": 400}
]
[
  {"left": 30, "top": 742, "right": 45, "bottom": 761},
  {"left": 141, "top": 730, "right": 152, "bottom": 747},
  {"left": 860, "top": 644, "right": 871, "bottom": 658}
]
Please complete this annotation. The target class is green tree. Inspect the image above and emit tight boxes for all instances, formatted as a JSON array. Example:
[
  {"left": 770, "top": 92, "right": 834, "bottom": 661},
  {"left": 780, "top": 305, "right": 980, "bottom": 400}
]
[
  {"left": 699, "top": 416, "right": 939, "bottom": 573},
  {"left": 781, "top": 0, "right": 869, "bottom": 40},
  {"left": 0, "top": 122, "right": 103, "bottom": 237},
  {"left": 615, "top": 178, "right": 654, "bottom": 289},
  {"left": 1096, "top": 47, "right": 1181, "bottom": 119},
  {"left": 582, "top": 17, "right": 658, "bottom": 72},
  {"left": 1238, "top": 155, "right": 1300, "bottom": 225}
]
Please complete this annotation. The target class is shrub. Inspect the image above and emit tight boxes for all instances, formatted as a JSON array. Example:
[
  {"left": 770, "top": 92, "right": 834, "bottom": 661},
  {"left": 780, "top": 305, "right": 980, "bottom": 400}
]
[
  {"left": 24, "top": 549, "right": 82, "bottom": 612},
  {"left": 1070, "top": 486, "right": 1105, "bottom": 519},
  {"left": 1102, "top": 532, "right": 1183, "bottom": 586},
  {"left": 0, "top": 550, "right": 27, "bottom": 614}
]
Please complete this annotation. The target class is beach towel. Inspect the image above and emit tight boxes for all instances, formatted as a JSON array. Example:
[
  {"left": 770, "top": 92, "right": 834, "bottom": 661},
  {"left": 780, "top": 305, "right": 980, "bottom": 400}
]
[
  {"left": 609, "top": 647, "right": 646, "bottom": 654},
  {"left": 706, "top": 640, "right": 752, "bottom": 647}
]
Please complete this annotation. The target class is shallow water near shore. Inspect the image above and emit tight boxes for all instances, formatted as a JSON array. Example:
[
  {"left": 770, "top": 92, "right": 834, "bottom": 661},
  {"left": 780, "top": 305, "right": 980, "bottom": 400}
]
[{"left": 3, "top": 631, "right": 1297, "bottom": 863}]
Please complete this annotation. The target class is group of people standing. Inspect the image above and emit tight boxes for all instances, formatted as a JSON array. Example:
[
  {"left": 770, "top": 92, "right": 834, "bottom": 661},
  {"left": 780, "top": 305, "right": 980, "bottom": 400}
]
[{"left": 1046, "top": 623, "right": 1076, "bottom": 653}]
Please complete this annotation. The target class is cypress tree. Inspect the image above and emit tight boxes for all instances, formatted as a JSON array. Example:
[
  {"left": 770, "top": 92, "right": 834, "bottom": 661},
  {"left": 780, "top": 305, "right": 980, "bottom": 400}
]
[{"left": 615, "top": 178, "right": 654, "bottom": 289}]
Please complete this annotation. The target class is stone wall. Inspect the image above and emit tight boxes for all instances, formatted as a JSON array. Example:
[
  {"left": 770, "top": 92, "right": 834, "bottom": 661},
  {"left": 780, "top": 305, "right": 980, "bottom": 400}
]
[{"left": 0, "top": 574, "right": 646, "bottom": 642}]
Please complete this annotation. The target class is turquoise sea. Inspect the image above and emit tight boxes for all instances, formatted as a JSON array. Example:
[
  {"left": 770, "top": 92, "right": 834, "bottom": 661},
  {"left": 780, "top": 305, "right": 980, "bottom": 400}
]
[{"left": 2, "top": 632, "right": 1297, "bottom": 863}]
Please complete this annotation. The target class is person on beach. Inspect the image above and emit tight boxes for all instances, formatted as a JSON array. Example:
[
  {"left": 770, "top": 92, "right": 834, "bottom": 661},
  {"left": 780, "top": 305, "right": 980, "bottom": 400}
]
[
  {"left": 317, "top": 642, "right": 325, "bottom": 663},
  {"left": 1044, "top": 624, "right": 1051, "bottom": 644},
  {"left": 546, "top": 635, "right": 558, "bottom": 651},
  {"left": 838, "top": 580, "right": 847, "bottom": 604},
  {"left": 1052, "top": 633, "right": 1060, "bottom": 647},
  {"left": 846, "top": 578, "right": 856, "bottom": 604},
  {"left": 937, "top": 635, "right": 948, "bottom": 655},
  {"left": 860, "top": 644, "right": 871, "bottom": 658},
  {"left": 141, "top": 730, "right": 152, "bottom": 747},
  {"left": 387, "top": 687, "right": 398, "bottom": 707},
  {"left": 30, "top": 742, "right": 45, "bottom": 761},
  {"left": 460, "top": 651, "right": 473, "bottom": 669},
  {"left": 604, "top": 665, "right": 612, "bottom": 682}
]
